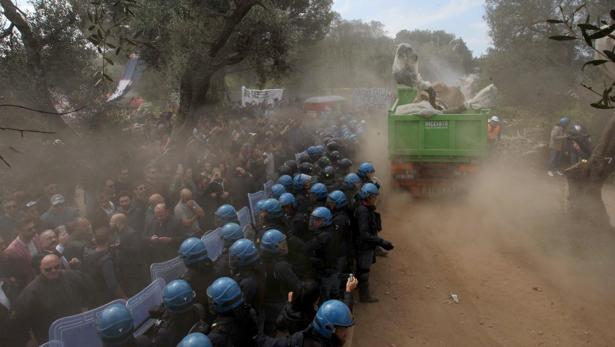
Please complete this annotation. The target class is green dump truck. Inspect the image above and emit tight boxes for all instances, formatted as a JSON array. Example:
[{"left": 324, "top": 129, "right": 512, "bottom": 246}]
[{"left": 388, "top": 88, "right": 489, "bottom": 197}]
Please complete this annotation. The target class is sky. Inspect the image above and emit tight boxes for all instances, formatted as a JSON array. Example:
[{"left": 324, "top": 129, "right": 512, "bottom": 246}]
[{"left": 332, "top": 0, "right": 491, "bottom": 57}]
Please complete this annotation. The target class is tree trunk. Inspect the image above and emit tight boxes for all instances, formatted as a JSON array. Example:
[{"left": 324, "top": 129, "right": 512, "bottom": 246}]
[
  {"left": 567, "top": 176, "right": 610, "bottom": 228},
  {"left": 566, "top": 114, "right": 615, "bottom": 230},
  {"left": 0, "top": 0, "right": 69, "bottom": 132}
]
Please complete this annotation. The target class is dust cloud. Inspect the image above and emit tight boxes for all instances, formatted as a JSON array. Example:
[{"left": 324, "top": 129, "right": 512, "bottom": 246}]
[{"left": 358, "top": 108, "right": 615, "bottom": 301}]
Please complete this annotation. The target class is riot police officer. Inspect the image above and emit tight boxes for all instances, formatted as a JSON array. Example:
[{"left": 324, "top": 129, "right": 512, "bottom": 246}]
[
  {"left": 326, "top": 191, "right": 353, "bottom": 274},
  {"left": 153, "top": 280, "right": 207, "bottom": 346},
  {"left": 97, "top": 303, "right": 153, "bottom": 347},
  {"left": 284, "top": 160, "right": 299, "bottom": 176},
  {"left": 306, "top": 207, "right": 340, "bottom": 301},
  {"left": 357, "top": 163, "right": 380, "bottom": 189},
  {"left": 320, "top": 166, "right": 338, "bottom": 192},
  {"left": 229, "top": 239, "right": 266, "bottom": 313},
  {"left": 341, "top": 173, "right": 362, "bottom": 210},
  {"left": 280, "top": 193, "right": 312, "bottom": 280},
  {"left": 354, "top": 183, "right": 394, "bottom": 303},
  {"left": 277, "top": 175, "right": 294, "bottom": 194},
  {"left": 260, "top": 229, "right": 301, "bottom": 336},
  {"left": 260, "top": 299, "right": 354, "bottom": 347},
  {"left": 336, "top": 158, "right": 353, "bottom": 178},
  {"left": 206, "top": 277, "right": 258, "bottom": 347},
  {"left": 309, "top": 183, "right": 328, "bottom": 210},
  {"left": 271, "top": 184, "right": 287, "bottom": 199},
  {"left": 214, "top": 204, "right": 239, "bottom": 228},
  {"left": 257, "top": 198, "right": 289, "bottom": 242},
  {"left": 213, "top": 223, "right": 244, "bottom": 277},
  {"left": 293, "top": 174, "right": 312, "bottom": 213},
  {"left": 178, "top": 237, "right": 216, "bottom": 308}
]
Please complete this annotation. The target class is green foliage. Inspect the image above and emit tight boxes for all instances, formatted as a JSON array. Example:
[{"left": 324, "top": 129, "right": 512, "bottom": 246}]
[
  {"left": 481, "top": 0, "right": 594, "bottom": 114},
  {"left": 547, "top": 3, "right": 615, "bottom": 109},
  {"left": 0, "top": 0, "right": 100, "bottom": 107}
]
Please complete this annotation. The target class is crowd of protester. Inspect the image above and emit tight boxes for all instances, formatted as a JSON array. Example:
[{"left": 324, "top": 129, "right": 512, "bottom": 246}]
[{"left": 0, "top": 105, "right": 393, "bottom": 347}]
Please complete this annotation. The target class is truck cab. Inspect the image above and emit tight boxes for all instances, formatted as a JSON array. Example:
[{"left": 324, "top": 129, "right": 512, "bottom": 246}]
[{"left": 388, "top": 88, "right": 489, "bottom": 197}]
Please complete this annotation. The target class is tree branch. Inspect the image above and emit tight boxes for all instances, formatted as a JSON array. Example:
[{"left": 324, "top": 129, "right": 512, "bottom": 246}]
[
  {"left": 208, "top": 0, "right": 262, "bottom": 58},
  {"left": 0, "top": 104, "right": 87, "bottom": 115}
]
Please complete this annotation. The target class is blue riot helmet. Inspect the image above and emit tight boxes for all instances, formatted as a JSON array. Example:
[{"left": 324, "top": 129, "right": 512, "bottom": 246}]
[
  {"left": 293, "top": 174, "right": 312, "bottom": 191},
  {"left": 229, "top": 239, "right": 260, "bottom": 268},
  {"left": 326, "top": 190, "right": 348, "bottom": 210},
  {"left": 163, "top": 280, "right": 196, "bottom": 313},
  {"left": 97, "top": 303, "right": 134, "bottom": 345},
  {"left": 220, "top": 223, "right": 244, "bottom": 248},
  {"left": 279, "top": 193, "right": 297, "bottom": 209},
  {"left": 311, "top": 300, "right": 354, "bottom": 339},
  {"left": 344, "top": 173, "right": 361, "bottom": 189},
  {"left": 310, "top": 183, "right": 328, "bottom": 201},
  {"left": 357, "top": 162, "right": 375, "bottom": 179},
  {"left": 178, "top": 237, "right": 209, "bottom": 266},
  {"left": 359, "top": 183, "right": 379, "bottom": 201},
  {"left": 260, "top": 229, "right": 287, "bottom": 255},
  {"left": 338, "top": 158, "right": 353, "bottom": 170},
  {"left": 560, "top": 117, "right": 570, "bottom": 127},
  {"left": 178, "top": 333, "right": 213, "bottom": 347},
  {"left": 207, "top": 277, "right": 244, "bottom": 313},
  {"left": 277, "top": 175, "right": 293, "bottom": 191},
  {"left": 309, "top": 207, "right": 333, "bottom": 230},
  {"left": 271, "top": 184, "right": 287, "bottom": 199},
  {"left": 262, "top": 198, "right": 284, "bottom": 220},
  {"left": 297, "top": 152, "right": 310, "bottom": 164},
  {"left": 215, "top": 204, "right": 238, "bottom": 227},
  {"left": 307, "top": 146, "right": 322, "bottom": 160}
]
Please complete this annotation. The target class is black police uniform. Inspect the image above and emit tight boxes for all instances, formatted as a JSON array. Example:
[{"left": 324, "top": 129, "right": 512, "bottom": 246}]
[
  {"left": 152, "top": 304, "right": 207, "bottom": 347},
  {"left": 233, "top": 265, "right": 266, "bottom": 314},
  {"left": 257, "top": 217, "right": 290, "bottom": 243},
  {"left": 331, "top": 208, "right": 353, "bottom": 273},
  {"left": 303, "top": 225, "right": 340, "bottom": 301},
  {"left": 354, "top": 203, "right": 390, "bottom": 301},
  {"left": 181, "top": 263, "right": 216, "bottom": 310},
  {"left": 208, "top": 304, "right": 259, "bottom": 347},
  {"left": 213, "top": 248, "right": 231, "bottom": 278},
  {"left": 295, "top": 192, "right": 311, "bottom": 214},
  {"left": 261, "top": 253, "right": 302, "bottom": 336},
  {"left": 259, "top": 326, "right": 345, "bottom": 347}
]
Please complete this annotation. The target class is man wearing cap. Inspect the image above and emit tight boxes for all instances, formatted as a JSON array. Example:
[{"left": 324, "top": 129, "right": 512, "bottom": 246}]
[{"left": 40, "top": 194, "right": 78, "bottom": 230}]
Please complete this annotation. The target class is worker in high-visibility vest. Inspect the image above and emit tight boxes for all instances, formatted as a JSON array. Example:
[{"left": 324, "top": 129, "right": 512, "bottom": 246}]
[{"left": 487, "top": 116, "right": 502, "bottom": 146}]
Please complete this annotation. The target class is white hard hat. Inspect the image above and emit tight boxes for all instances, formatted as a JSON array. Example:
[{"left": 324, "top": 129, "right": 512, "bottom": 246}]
[{"left": 489, "top": 116, "right": 500, "bottom": 123}]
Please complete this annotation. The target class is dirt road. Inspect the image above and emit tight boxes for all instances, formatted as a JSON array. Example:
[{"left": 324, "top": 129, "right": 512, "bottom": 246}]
[{"left": 351, "top": 162, "right": 615, "bottom": 347}]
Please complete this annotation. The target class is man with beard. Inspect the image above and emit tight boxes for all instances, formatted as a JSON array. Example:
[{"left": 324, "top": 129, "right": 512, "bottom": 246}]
[{"left": 117, "top": 193, "right": 145, "bottom": 233}]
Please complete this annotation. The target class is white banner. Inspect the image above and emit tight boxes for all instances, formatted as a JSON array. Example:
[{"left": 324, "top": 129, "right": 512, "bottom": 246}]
[
  {"left": 241, "top": 86, "right": 284, "bottom": 107},
  {"left": 351, "top": 88, "right": 395, "bottom": 107}
]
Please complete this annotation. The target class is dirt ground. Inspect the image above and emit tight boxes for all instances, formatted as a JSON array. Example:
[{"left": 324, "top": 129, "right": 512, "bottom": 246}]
[{"left": 351, "top": 158, "right": 615, "bottom": 347}]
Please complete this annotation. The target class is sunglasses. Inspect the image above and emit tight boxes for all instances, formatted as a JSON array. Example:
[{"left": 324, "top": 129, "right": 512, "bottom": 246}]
[{"left": 43, "top": 264, "right": 61, "bottom": 273}]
